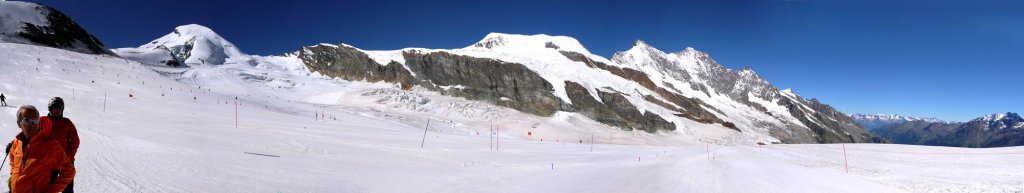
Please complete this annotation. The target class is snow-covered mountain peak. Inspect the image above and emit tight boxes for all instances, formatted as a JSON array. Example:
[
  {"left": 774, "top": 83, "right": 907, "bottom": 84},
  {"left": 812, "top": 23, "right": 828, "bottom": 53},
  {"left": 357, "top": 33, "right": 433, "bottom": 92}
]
[
  {"left": 966, "top": 112, "right": 1022, "bottom": 131},
  {"left": 170, "top": 24, "right": 218, "bottom": 38},
  {"left": 119, "top": 24, "right": 247, "bottom": 66},
  {"left": 610, "top": 39, "right": 670, "bottom": 70},
  {"left": 632, "top": 39, "right": 652, "bottom": 48},
  {"left": 978, "top": 112, "right": 1018, "bottom": 122},
  {"left": 626, "top": 39, "right": 666, "bottom": 54},
  {"left": 139, "top": 24, "right": 235, "bottom": 49},
  {"left": 739, "top": 66, "right": 758, "bottom": 76},
  {"left": 469, "top": 32, "right": 592, "bottom": 55},
  {"left": 780, "top": 88, "right": 796, "bottom": 97}
]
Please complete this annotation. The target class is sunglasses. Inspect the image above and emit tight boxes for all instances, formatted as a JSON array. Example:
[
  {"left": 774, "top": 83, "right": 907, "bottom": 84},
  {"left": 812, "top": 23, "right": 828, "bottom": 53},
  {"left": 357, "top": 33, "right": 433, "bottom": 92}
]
[{"left": 20, "top": 118, "right": 39, "bottom": 125}]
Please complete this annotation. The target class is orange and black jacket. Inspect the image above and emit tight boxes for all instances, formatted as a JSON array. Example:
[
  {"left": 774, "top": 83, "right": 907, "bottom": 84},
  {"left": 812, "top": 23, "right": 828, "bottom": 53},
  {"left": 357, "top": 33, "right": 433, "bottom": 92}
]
[
  {"left": 7, "top": 133, "right": 75, "bottom": 193},
  {"left": 39, "top": 116, "right": 80, "bottom": 160}
]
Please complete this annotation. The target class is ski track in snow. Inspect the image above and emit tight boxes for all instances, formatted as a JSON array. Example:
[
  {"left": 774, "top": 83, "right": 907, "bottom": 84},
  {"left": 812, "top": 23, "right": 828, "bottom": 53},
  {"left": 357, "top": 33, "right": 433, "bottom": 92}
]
[{"left": 0, "top": 43, "right": 1022, "bottom": 192}]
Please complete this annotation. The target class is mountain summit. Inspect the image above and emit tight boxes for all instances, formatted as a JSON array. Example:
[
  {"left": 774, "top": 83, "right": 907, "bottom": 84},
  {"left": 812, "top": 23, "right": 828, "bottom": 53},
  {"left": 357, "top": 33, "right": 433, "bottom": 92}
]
[{"left": 112, "top": 24, "right": 248, "bottom": 67}]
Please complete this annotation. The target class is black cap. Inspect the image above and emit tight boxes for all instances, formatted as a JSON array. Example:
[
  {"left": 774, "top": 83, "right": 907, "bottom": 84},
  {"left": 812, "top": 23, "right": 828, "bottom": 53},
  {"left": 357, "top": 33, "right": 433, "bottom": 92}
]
[{"left": 48, "top": 97, "right": 64, "bottom": 110}]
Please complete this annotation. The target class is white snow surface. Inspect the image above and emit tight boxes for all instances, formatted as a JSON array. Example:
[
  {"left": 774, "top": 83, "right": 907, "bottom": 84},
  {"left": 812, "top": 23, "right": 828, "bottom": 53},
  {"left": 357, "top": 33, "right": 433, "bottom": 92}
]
[{"left": 3, "top": 42, "right": 1023, "bottom": 193}]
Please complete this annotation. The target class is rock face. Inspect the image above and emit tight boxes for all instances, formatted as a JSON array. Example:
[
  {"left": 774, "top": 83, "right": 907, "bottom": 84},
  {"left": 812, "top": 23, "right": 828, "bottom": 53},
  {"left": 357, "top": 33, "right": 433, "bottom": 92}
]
[
  {"left": 874, "top": 112, "right": 1024, "bottom": 147},
  {"left": 0, "top": 1, "right": 113, "bottom": 55},
  {"left": 296, "top": 44, "right": 415, "bottom": 89},
  {"left": 608, "top": 40, "right": 883, "bottom": 143},
  {"left": 294, "top": 44, "right": 564, "bottom": 116},
  {"left": 560, "top": 50, "right": 727, "bottom": 128},
  {"left": 402, "top": 51, "right": 565, "bottom": 116}
]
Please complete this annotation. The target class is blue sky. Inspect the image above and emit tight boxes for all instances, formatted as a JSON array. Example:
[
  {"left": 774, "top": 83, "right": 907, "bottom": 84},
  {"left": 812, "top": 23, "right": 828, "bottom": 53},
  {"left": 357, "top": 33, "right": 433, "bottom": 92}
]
[{"left": 33, "top": 0, "right": 1023, "bottom": 121}]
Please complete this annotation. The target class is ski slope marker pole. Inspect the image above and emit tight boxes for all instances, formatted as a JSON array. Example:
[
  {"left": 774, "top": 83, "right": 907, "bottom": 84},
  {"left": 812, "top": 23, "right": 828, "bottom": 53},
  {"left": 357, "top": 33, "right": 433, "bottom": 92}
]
[
  {"left": 1, "top": 152, "right": 7, "bottom": 173},
  {"left": 420, "top": 119, "right": 431, "bottom": 148},
  {"left": 490, "top": 124, "right": 493, "bottom": 151},
  {"left": 842, "top": 143, "right": 849, "bottom": 173},
  {"left": 706, "top": 143, "right": 710, "bottom": 160},
  {"left": 496, "top": 124, "right": 500, "bottom": 151}
]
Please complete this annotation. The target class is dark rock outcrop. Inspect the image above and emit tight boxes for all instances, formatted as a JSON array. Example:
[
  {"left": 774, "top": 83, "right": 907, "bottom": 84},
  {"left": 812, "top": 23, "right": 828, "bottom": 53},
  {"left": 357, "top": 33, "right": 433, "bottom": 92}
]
[
  {"left": 295, "top": 44, "right": 564, "bottom": 116},
  {"left": 563, "top": 81, "right": 629, "bottom": 129},
  {"left": 296, "top": 44, "right": 415, "bottom": 89},
  {"left": 402, "top": 51, "right": 564, "bottom": 116}
]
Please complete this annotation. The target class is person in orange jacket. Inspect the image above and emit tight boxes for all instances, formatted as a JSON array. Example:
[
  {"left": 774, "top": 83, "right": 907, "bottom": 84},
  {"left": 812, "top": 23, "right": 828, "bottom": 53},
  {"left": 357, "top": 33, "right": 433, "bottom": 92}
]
[
  {"left": 7, "top": 105, "right": 75, "bottom": 193},
  {"left": 39, "top": 97, "right": 79, "bottom": 193}
]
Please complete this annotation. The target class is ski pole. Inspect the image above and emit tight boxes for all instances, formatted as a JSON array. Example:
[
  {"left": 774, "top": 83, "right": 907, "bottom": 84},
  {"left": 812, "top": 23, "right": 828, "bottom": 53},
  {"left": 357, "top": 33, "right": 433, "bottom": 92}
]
[{"left": 0, "top": 153, "right": 6, "bottom": 170}]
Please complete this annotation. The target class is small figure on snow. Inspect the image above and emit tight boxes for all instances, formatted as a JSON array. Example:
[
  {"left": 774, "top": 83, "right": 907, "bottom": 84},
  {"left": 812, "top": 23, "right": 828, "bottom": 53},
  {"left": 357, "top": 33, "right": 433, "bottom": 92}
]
[{"left": 1, "top": 93, "right": 7, "bottom": 106}]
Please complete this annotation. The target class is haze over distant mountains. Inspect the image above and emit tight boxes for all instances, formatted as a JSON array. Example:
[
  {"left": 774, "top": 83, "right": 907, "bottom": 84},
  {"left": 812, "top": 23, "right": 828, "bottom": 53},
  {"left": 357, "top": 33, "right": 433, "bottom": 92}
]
[
  {"left": 849, "top": 113, "right": 951, "bottom": 131},
  {"left": 856, "top": 112, "right": 1024, "bottom": 147}
]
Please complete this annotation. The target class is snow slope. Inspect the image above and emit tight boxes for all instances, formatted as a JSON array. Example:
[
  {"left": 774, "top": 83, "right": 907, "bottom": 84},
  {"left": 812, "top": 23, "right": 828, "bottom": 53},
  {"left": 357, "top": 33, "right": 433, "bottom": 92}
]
[{"left": 2, "top": 42, "right": 1022, "bottom": 192}]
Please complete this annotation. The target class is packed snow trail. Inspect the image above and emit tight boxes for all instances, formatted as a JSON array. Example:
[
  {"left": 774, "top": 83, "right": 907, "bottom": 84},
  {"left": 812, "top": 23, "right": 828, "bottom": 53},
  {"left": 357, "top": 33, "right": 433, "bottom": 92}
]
[{"left": 0, "top": 43, "right": 1022, "bottom": 192}]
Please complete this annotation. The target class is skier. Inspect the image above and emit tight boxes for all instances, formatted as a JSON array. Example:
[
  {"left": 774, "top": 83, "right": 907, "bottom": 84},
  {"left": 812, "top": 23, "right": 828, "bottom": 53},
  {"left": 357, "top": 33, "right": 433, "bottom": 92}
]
[
  {"left": 39, "top": 97, "right": 80, "bottom": 193},
  {"left": 1, "top": 93, "right": 6, "bottom": 106},
  {"left": 7, "top": 105, "right": 76, "bottom": 193}
]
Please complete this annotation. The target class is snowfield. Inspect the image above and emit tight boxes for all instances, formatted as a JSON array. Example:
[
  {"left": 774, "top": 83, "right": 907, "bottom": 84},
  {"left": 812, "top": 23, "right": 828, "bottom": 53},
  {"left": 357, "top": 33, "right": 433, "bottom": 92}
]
[{"left": 1, "top": 43, "right": 1023, "bottom": 192}]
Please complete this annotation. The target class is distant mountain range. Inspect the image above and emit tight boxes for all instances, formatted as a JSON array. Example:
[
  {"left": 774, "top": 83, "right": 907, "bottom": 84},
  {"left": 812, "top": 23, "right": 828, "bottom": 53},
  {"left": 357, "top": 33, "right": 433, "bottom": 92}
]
[
  {"left": 849, "top": 113, "right": 951, "bottom": 130},
  {"left": 867, "top": 112, "right": 1023, "bottom": 147}
]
